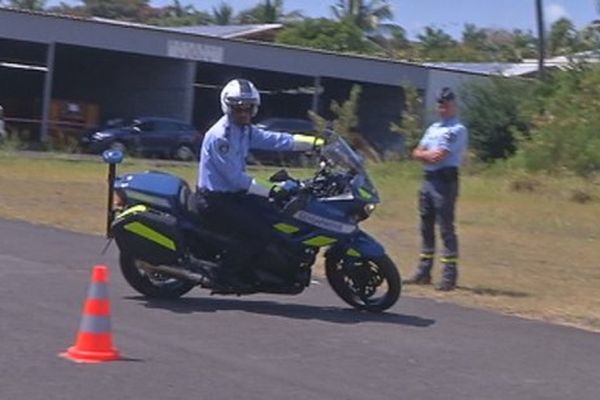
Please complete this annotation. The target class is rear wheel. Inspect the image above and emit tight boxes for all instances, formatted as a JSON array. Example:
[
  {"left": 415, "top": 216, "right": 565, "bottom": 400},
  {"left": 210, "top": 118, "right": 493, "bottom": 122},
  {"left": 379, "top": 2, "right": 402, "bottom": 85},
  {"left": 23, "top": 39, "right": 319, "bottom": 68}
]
[
  {"left": 325, "top": 254, "right": 401, "bottom": 312},
  {"left": 119, "top": 252, "right": 195, "bottom": 299}
]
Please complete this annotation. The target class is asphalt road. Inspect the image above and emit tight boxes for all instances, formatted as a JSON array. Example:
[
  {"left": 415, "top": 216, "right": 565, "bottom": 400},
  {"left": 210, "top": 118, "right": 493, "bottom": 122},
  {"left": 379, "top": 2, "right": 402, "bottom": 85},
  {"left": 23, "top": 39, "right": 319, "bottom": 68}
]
[{"left": 1, "top": 218, "right": 599, "bottom": 400}]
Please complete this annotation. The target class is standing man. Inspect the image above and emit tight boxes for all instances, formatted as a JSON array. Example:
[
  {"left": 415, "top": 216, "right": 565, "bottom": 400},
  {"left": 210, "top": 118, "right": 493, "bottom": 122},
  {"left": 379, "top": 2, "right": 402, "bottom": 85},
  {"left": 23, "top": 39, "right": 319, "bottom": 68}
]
[{"left": 404, "top": 87, "right": 468, "bottom": 291}]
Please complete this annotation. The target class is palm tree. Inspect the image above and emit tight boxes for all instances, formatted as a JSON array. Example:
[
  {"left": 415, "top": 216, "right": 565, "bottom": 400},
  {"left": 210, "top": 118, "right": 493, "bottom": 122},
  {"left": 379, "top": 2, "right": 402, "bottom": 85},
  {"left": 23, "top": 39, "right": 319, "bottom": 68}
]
[
  {"left": 330, "top": 0, "right": 393, "bottom": 32},
  {"left": 212, "top": 2, "right": 234, "bottom": 25},
  {"left": 169, "top": 0, "right": 194, "bottom": 18},
  {"left": 238, "top": 0, "right": 302, "bottom": 24}
]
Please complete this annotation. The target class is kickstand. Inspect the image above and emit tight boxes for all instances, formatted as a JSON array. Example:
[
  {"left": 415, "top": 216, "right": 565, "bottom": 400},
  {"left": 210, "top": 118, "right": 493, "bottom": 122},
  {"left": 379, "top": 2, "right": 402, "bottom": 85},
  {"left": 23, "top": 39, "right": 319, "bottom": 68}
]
[{"left": 101, "top": 238, "right": 113, "bottom": 255}]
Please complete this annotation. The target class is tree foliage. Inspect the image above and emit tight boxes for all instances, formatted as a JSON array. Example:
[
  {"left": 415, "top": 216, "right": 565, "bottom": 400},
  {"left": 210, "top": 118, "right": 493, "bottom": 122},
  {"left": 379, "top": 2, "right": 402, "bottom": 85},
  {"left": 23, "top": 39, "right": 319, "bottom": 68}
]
[
  {"left": 330, "top": 0, "right": 393, "bottom": 32},
  {"left": 390, "top": 83, "right": 424, "bottom": 154},
  {"left": 276, "top": 18, "right": 376, "bottom": 54},
  {"left": 212, "top": 1, "right": 234, "bottom": 25},
  {"left": 460, "top": 77, "right": 532, "bottom": 161},
  {"left": 514, "top": 66, "right": 600, "bottom": 177},
  {"left": 8, "top": 0, "right": 46, "bottom": 10},
  {"left": 238, "top": 0, "right": 302, "bottom": 24},
  {"left": 81, "top": 0, "right": 151, "bottom": 22}
]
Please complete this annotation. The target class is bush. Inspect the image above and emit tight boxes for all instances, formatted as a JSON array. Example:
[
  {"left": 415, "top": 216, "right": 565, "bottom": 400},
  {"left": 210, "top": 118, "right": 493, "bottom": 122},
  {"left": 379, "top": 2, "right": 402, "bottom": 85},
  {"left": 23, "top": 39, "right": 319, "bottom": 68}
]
[
  {"left": 461, "top": 77, "right": 533, "bottom": 161},
  {"left": 514, "top": 65, "right": 600, "bottom": 177}
]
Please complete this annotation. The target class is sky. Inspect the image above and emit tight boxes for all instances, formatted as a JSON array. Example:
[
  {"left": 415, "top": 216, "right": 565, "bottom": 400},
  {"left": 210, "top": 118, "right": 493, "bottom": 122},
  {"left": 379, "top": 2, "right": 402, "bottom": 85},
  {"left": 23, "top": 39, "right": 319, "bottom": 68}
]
[{"left": 46, "top": 0, "right": 600, "bottom": 39}]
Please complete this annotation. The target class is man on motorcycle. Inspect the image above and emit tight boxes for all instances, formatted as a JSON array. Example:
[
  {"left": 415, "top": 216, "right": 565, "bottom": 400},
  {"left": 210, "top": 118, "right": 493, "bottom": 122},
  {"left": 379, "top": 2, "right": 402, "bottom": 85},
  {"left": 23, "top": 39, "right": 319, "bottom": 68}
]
[{"left": 196, "top": 78, "right": 322, "bottom": 287}]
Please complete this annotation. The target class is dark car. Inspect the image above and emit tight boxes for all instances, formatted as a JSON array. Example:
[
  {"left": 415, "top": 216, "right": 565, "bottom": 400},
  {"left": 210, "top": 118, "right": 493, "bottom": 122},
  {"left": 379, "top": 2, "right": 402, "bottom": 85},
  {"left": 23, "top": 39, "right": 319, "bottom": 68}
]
[
  {"left": 249, "top": 117, "right": 317, "bottom": 167},
  {"left": 79, "top": 117, "right": 202, "bottom": 161}
]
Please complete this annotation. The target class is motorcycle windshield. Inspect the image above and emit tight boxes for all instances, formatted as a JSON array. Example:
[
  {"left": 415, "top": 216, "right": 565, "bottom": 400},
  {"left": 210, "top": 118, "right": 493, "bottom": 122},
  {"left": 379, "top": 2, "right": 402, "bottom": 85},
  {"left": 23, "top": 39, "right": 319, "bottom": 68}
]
[{"left": 321, "top": 133, "right": 378, "bottom": 196}]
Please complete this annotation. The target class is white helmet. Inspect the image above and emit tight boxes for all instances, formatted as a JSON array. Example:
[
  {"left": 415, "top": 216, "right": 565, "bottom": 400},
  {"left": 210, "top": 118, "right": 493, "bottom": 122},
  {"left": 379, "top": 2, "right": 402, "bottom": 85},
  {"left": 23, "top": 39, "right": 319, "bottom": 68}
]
[{"left": 220, "top": 79, "right": 261, "bottom": 117}]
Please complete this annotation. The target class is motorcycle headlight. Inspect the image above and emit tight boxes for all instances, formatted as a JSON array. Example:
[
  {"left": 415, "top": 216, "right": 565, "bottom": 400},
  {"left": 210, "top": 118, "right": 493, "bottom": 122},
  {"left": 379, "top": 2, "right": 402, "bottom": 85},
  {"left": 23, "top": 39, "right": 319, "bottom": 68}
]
[
  {"left": 364, "top": 203, "right": 376, "bottom": 216},
  {"left": 352, "top": 203, "right": 377, "bottom": 222}
]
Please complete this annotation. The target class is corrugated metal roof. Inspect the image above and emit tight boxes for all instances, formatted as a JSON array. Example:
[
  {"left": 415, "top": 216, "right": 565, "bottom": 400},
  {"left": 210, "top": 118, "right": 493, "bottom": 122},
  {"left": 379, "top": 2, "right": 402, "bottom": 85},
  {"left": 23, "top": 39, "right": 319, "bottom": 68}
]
[
  {"left": 425, "top": 52, "right": 600, "bottom": 77},
  {"left": 167, "top": 24, "right": 283, "bottom": 39}
]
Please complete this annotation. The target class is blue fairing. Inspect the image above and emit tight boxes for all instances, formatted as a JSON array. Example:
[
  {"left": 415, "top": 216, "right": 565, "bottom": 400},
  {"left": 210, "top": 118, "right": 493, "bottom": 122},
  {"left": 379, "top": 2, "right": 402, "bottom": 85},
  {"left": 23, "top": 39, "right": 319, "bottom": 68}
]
[
  {"left": 338, "top": 231, "right": 385, "bottom": 258},
  {"left": 114, "top": 171, "right": 188, "bottom": 213}
]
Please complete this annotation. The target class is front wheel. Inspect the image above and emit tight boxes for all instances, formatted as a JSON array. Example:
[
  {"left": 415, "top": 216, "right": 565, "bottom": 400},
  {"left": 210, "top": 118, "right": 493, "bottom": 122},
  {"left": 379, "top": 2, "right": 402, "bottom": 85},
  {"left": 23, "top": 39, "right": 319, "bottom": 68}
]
[
  {"left": 325, "top": 254, "right": 401, "bottom": 312},
  {"left": 119, "top": 252, "right": 195, "bottom": 299}
]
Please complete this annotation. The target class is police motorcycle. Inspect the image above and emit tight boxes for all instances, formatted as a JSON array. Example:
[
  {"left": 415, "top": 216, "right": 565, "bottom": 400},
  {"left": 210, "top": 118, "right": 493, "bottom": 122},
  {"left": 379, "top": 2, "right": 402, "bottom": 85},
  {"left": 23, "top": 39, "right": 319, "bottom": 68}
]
[{"left": 102, "top": 130, "right": 401, "bottom": 312}]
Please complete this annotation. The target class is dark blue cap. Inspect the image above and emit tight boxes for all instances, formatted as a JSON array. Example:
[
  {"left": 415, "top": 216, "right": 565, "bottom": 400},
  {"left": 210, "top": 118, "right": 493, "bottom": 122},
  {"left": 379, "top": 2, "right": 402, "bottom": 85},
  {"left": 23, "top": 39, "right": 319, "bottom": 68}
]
[{"left": 436, "top": 87, "right": 456, "bottom": 103}]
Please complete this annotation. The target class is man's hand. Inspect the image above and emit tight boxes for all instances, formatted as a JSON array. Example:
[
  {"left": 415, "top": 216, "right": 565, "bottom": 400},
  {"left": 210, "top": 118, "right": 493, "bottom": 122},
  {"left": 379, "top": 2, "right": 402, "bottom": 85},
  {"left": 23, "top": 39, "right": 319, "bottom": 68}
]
[{"left": 269, "top": 180, "right": 299, "bottom": 207}]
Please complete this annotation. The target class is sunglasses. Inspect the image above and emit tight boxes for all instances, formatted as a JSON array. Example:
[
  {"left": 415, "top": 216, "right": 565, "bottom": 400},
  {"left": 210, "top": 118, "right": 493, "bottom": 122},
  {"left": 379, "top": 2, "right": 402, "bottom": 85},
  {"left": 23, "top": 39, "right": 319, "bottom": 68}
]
[{"left": 231, "top": 104, "right": 254, "bottom": 113}]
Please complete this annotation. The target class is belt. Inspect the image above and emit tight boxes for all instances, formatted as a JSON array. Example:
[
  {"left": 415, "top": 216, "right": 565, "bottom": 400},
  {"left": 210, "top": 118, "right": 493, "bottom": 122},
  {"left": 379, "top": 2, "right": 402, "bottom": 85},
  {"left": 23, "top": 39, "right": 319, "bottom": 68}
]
[{"left": 424, "top": 167, "right": 458, "bottom": 181}]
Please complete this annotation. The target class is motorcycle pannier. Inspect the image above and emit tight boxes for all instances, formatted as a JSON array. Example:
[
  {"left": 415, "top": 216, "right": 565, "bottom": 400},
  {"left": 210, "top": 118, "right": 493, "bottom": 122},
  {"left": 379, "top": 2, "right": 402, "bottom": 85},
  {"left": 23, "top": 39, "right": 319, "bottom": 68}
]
[{"left": 111, "top": 206, "right": 184, "bottom": 266}]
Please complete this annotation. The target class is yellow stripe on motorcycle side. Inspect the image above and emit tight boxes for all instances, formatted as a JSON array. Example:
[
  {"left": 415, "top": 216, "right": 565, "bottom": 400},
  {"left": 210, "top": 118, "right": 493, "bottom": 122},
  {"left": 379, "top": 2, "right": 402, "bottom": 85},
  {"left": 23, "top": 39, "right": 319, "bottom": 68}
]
[
  {"left": 273, "top": 223, "right": 300, "bottom": 234},
  {"left": 358, "top": 187, "right": 373, "bottom": 200},
  {"left": 124, "top": 222, "right": 176, "bottom": 251},
  {"left": 303, "top": 236, "right": 337, "bottom": 247},
  {"left": 116, "top": 204, "right": 148, "bottom": 220},
  {"left": 346, "top": 248, "right": 361, "bottom": 257}
]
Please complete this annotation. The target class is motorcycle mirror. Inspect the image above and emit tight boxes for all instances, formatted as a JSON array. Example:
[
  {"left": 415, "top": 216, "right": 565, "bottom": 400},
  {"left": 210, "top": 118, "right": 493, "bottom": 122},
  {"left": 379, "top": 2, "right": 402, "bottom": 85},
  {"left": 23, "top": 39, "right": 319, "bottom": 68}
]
[
  {"left": 269, "top": 169, "right": 291, "bottom": 183},
  {"left": 102, "top": 149, "right": 124, "bottom": 164}
]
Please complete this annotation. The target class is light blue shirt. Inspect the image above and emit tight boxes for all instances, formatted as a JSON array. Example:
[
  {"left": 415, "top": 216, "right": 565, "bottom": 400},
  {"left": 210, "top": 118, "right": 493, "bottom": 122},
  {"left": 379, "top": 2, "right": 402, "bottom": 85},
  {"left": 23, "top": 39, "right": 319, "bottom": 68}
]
[
  {"left": 418, "top": 117, "right": 468, "bottom": 171},
  {"left": 197, "top": 116, "right": 295, "bottom": 192}
]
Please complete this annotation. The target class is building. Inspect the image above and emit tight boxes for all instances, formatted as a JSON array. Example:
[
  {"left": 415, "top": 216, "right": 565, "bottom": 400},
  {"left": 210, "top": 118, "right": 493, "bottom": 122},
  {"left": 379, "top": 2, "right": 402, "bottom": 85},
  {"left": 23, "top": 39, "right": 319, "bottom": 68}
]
[{"left": 0, "top": 7, "right": 492, "bottom": 153}]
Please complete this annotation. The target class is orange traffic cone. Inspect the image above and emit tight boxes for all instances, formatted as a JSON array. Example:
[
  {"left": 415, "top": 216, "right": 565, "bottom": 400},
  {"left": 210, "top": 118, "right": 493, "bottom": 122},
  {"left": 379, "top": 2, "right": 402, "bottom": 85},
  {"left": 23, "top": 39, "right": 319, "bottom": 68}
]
[{"left": 60, "top": 265, "right": 121, "bottom": 363}]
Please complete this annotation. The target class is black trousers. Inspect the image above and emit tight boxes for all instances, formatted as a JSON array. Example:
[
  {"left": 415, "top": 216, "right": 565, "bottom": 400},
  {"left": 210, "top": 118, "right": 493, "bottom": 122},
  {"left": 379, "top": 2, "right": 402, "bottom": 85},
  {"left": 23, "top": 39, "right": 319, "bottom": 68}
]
[
  {"left": 194, "top": 190, "right": 275, "bottom": 264},
  {"left": 419, "top": 168, "right": 459, "bottom": 260}
]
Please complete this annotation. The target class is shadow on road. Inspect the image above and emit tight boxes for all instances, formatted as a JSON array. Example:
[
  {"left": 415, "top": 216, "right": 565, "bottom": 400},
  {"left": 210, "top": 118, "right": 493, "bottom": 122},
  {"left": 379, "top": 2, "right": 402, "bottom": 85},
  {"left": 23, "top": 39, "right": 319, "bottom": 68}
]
[
  {"left": 458, "top": 285, "right": 529, "bottom": 298},
  {"left": 125, "top": 296, "right": 435, "bottom": 328}
]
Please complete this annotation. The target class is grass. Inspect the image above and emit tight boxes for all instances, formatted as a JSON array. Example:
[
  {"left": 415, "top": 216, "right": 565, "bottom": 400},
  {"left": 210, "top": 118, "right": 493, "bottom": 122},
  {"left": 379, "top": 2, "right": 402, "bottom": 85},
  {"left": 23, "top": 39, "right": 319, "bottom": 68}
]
[{"left": 1, "top": 150, "right": 599, "bottom": 332}]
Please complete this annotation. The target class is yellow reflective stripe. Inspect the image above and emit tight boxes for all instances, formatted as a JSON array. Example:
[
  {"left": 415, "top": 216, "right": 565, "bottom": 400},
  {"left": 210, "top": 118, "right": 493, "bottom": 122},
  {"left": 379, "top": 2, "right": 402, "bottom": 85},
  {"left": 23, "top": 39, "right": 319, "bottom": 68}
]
[
  {"left": 124, "top": 222, "right": 176, "bottom": 251},
  {"left": 420, "top": 253, "right": 434, "bottom": 259},
  {"left": 358, "top": 187, "right": 373, "bottom": 200},
  {"left": 116, "top": 205, "right": 148, "bottom": 220},
  {"left": 273, "top": 223, "right": 300, "bottom": 234},
  {"left": 293, "top": 134, "right": 316, "bottom": 144},
  {"left": 303, "top": 236, "right": 337, "bottom": 247},
  {"left": 440, "top": 257, "right": 458, "bottom": 263},
  {"left": 346, "top": 248, "right": 361, "bottom": 257}
]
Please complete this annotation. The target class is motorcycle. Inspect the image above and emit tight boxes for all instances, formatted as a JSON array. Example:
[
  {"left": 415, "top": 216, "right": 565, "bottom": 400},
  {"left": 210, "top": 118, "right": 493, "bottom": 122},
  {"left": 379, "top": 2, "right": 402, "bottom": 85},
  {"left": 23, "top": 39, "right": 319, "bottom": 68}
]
[{"left": 102, "top": 130, "right": 401, "bottom": 312}]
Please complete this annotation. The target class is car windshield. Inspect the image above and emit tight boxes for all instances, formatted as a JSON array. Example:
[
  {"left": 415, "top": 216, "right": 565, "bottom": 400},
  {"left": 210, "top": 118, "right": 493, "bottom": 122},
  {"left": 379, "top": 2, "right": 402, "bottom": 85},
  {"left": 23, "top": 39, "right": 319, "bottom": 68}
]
[{"left": 321, "top": 131, "right": 377, "bottom": 193}]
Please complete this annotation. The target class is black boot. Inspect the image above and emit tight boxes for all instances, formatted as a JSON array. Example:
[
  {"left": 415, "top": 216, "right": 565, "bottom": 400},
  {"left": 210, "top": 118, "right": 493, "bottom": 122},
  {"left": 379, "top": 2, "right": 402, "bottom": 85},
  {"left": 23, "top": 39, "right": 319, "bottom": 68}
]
[
  {"left": 404, "top": 257, "right": 433, "bottom": 285},
  {"left": 436, "top": 263, "right": 458, "bottom": 291}
]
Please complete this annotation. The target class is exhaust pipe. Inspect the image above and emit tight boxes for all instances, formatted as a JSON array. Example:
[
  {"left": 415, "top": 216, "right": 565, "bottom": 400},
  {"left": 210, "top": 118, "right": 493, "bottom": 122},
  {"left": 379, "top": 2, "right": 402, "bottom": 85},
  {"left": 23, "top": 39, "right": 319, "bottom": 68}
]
[{"left": 137, "top": 263, "right": 213, "bottom": 287}]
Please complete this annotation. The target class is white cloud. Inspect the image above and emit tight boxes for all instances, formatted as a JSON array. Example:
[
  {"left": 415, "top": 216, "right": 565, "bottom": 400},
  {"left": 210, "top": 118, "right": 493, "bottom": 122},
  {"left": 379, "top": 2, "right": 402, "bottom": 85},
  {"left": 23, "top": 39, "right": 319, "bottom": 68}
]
[{"left": 545, "top": 3, "right": 570, "bottom": 24}]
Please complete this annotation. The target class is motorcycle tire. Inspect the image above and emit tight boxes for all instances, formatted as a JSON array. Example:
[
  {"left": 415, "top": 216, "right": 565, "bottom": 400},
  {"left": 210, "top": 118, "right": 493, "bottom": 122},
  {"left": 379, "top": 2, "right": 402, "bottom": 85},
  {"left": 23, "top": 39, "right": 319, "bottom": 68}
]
[
  {"left": 325, "top": 254, "right": 401, "bottom": 312},
  {"left": 119, "top": 252, "right": 195, "bottom": 299}
]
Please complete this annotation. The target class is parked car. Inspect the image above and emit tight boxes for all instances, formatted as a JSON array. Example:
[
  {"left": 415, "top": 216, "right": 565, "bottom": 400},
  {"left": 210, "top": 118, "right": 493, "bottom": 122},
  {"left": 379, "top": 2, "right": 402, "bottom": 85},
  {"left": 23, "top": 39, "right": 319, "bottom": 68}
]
[
  {"left": 79, "top": 117, "right": 202, "bottom": 161},
  {"left": 249, "top": 117, "right": 318, "bottom": 167}
]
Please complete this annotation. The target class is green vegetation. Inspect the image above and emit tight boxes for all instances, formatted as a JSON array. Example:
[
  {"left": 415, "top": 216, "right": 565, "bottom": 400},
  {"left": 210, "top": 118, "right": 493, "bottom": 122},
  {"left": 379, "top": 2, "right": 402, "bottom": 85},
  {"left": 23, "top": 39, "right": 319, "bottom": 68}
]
[
  {"left": 461, "top": 77, "right": 532, "bottom": 161},
  {"left": 512, "top": 65, "right": 600, "bottom": 177}
]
